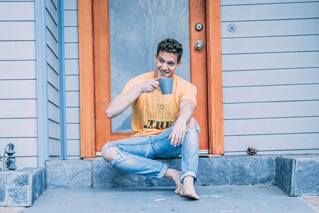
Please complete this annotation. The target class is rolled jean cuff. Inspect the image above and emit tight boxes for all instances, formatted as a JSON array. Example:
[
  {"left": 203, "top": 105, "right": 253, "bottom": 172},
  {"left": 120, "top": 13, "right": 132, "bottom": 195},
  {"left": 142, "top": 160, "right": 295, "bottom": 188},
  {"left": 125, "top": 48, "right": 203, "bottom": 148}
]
[
  {"left": 156, "top": 163, "right": 169, "bottom": 180},
  {"left": 180, "top": 171, "right": 197, "bottom": 184}
]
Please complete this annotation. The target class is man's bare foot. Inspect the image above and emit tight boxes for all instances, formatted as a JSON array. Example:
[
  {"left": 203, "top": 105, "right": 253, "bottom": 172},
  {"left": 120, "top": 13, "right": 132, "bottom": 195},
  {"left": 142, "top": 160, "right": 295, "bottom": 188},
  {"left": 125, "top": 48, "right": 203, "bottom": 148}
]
[
  {"left": 164, "top": 168, "right": 182, "bottom": 194},
  {"left": 180, "top": 176, "right": 199, "bottom": 200}
]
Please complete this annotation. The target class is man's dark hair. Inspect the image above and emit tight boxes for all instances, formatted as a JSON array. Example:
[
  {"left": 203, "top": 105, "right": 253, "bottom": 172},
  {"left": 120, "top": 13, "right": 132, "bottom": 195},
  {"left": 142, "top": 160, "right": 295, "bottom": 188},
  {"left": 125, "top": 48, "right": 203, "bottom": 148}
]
[{"left": 156, "top": 38, "right": 183, "bottom": 63}]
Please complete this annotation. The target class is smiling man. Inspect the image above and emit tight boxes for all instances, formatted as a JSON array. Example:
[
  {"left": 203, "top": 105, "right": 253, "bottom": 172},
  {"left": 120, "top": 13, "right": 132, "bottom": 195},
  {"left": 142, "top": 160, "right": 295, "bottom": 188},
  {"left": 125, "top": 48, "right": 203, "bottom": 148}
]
[{"left": 102, "top": 38, "right": 200, "bottom": 199}]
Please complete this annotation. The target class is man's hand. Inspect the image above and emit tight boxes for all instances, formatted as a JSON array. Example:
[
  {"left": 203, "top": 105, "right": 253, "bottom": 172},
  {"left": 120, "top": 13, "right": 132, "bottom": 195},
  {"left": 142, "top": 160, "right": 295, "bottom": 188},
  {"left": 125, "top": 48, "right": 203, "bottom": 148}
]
[
  {"left": 168, "top": 99, "right": 196, "bottom": 147},
  {"left": 168, "top": 119, "right": 187, "bottom": 147},
  {"left": 140, "top": 77, "right": 160, "bottom": 93}
]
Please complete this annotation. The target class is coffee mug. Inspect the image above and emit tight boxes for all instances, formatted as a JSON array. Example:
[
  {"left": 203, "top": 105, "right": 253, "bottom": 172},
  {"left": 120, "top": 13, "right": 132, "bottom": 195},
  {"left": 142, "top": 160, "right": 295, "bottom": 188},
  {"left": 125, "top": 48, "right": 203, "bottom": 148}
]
[{"left": 159, "top": 78, "right": 173, "bottom": 95}]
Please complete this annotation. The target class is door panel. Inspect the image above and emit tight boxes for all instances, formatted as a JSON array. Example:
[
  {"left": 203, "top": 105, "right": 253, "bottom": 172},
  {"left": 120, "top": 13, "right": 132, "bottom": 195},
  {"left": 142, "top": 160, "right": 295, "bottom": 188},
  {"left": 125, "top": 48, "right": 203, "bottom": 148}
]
[
  {"left": 94, "top": 0, "right": 208, "bottom": 153},
  {"left": 109, "top": 0, "right": 191, "bottom": 133}
]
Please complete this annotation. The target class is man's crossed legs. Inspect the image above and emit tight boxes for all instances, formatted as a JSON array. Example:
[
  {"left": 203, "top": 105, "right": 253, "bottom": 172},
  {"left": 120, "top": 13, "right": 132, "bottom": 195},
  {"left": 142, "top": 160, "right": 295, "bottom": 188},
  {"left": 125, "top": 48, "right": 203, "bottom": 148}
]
[{"left": 101, "top": 118, "right": 200, "bottom": 199}]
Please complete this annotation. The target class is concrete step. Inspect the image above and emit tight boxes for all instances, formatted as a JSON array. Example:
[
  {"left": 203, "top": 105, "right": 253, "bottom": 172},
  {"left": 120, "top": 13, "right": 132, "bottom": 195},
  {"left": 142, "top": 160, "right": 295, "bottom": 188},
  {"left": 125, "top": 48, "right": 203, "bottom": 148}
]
[
  {"left": 274, "top": 155, "right": 319, "bottom": 196},
  {"left": 46, "top": 155, "right": 276, "bottom": 189},
  {"left": 45, "top": 155, "right": 319, "bottom": 198},
  {"left": 0, "top": 168, "right": 46, "bottom": 207}
]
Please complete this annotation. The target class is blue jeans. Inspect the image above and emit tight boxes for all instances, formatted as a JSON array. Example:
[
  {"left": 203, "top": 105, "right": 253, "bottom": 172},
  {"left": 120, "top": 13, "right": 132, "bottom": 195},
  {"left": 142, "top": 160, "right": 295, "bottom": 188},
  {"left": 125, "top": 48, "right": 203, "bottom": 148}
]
[{"left": 101, "top": 124, "right": 200, "bottom": 183}]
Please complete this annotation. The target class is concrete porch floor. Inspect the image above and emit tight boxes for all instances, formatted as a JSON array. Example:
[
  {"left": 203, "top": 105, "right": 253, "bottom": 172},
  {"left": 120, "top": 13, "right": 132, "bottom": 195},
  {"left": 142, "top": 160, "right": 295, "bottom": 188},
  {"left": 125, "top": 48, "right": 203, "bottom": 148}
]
[{"left": 3, "top": 185, "right": 318, "bottom": 213}]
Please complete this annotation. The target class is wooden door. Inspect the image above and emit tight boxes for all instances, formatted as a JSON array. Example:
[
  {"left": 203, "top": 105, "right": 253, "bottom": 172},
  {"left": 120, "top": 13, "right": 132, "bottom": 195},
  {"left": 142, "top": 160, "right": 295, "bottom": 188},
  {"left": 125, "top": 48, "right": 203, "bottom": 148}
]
[{"left": 93, "top": 0, "right": 208, "bottom": 154}]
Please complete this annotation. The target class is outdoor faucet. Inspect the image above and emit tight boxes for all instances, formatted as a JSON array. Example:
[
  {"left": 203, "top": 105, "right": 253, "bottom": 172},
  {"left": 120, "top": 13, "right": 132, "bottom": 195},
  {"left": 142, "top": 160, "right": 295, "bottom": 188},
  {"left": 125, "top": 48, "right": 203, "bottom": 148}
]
[{"left": 5, "top": 143, "right": 17, "bottom": 171}]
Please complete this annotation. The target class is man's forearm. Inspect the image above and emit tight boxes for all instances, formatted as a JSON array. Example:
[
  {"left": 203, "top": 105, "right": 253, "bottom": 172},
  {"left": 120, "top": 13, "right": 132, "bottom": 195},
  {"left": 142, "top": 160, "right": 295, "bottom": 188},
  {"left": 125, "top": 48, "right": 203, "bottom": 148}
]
[
  {"left": 105, "top": 85, "right": 143, "bottom": 119},
  {"left": 175, "top": 100, "right": 196, "bottom": 125}
]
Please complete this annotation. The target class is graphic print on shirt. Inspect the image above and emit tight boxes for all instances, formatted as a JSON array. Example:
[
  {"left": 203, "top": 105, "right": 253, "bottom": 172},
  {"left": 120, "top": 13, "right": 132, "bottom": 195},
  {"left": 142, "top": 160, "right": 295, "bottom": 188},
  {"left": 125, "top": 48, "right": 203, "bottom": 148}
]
[{"left": 143, "top": 104, "right": 177, "bottom": 130}]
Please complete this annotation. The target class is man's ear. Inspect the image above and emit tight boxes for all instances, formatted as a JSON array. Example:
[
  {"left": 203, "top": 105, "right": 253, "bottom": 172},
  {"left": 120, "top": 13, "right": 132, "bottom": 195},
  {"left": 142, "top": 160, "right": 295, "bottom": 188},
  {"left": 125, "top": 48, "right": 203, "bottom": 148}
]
[
  {"left": 154, "top": 53, "right": 157, "bottom": 60},
  {"left": 177, "top": 60, "right": 182, "bottom": 68}
]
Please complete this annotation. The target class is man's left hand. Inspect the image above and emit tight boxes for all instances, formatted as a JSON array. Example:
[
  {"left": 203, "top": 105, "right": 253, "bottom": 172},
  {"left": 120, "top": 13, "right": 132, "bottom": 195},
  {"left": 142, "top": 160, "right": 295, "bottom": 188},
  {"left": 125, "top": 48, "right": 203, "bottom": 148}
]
[{"left": 168, "top": 120, "right": 187, "bottom": 147}]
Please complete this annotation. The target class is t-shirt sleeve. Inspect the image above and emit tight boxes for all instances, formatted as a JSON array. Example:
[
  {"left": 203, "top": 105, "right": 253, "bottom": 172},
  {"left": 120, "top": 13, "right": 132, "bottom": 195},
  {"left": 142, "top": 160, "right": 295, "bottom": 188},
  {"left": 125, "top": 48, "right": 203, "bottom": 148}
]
[{"left": 180, "top": 84, "right": 197, "bottom": 105}]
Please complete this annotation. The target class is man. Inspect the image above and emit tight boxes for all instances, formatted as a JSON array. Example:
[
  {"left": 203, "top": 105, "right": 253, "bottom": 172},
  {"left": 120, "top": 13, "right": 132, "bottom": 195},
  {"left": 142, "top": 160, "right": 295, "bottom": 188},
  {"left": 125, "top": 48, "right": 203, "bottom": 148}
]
[{"left": 102, "top": 38, "right": 200, "bottom": 199}]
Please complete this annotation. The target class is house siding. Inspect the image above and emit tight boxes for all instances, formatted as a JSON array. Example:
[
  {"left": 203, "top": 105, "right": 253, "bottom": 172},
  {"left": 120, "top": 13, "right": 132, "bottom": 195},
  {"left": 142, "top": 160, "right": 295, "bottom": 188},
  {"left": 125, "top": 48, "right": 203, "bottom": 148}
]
[
  {"left": 221, "top": 0, "right": 319, "bottom": 154},
  {"left": 0, "top": 0, "right": 38, "bottom": 168},
  {"left": 46, "top": 0, "right": 61, "bottom": 158},
  {"left": 64, "top": 0, "right": 81, "bottom": 159}
]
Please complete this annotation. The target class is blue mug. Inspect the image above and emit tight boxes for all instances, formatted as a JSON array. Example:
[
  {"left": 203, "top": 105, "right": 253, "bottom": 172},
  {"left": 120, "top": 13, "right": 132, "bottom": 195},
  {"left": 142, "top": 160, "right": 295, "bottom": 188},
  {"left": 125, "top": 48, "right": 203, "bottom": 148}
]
[{"left": 159, "top": 78, "right": 173, "bottom": 95}]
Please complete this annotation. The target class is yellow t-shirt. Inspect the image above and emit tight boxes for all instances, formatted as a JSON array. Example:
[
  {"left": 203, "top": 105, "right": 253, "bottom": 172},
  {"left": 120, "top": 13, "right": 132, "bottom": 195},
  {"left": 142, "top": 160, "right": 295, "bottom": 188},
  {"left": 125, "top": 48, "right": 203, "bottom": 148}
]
[{"left": 122, "top": 71, "right": 197, "bottom": 137}]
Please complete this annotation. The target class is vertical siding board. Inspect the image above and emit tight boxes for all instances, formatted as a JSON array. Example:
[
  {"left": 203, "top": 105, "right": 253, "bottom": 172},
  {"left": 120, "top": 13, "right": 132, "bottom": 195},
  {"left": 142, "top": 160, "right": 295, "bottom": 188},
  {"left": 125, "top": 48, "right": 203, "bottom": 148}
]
[
  {"left": 64, "top": 0, "right": 80, "bottom": 158},
  {"left": 36, "top": 0, "right": 49, "bottom": 166},
  {"left": 222, "top": 1, "right": 319, "bottom": 154}
]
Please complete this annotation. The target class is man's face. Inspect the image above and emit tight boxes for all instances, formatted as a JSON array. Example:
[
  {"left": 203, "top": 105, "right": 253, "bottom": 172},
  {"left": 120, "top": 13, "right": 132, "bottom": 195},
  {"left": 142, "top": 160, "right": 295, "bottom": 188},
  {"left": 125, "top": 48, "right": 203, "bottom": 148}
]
[{"left": 154, "top": 51, "right": 182, "bottom": 79}]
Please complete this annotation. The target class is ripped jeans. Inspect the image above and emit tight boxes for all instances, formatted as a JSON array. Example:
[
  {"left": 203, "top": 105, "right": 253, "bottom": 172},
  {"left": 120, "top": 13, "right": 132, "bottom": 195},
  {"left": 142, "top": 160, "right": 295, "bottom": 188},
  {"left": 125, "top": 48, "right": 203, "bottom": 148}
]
[{"left": 101, "top": 124, "right": 200, "bottom": 184}]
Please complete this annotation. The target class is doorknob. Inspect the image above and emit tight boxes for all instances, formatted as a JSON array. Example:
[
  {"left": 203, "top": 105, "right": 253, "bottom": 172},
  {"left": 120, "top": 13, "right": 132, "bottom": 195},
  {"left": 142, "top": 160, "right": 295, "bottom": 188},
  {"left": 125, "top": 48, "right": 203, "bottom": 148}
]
[{"left": 195, "top": 40, "right": 204, "bottom": 50}]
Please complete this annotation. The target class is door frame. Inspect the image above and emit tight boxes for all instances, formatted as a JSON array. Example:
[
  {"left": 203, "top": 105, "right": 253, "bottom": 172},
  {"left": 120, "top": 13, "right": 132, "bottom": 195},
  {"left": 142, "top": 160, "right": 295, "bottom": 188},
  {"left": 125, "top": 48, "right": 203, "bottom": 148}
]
[{"left": 78, "top": 0, "right": 224, "bottom": 158}]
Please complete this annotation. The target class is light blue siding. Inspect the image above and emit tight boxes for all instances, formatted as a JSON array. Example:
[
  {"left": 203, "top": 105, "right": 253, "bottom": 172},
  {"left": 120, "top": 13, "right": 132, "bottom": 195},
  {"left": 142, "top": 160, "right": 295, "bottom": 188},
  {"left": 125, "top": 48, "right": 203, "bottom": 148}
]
[
  {"left": 48, "top": 66, "right": 59, "bottom": 90},
  {"left": 65, "top": 92, "right": 79, "bottom": 107},
  {"left": 221, "top": 19, "right": 319, "bottom": 38},
  {"left": 221, "top": 0, "right": 319, "bottom": 5},
  {"left": 64, "top": 27, "right": 78, "bottom": 42},
  {"left": 0, "top": 80, "right": 36, "bottom": 99},
  {"left": 224, "top": 101, "right": 319, "bottom": 119},
  {"left": 0, "top": 100, "right": 36, "bottom": 118},
  {"left": 65, "top": 76, "right": 79, "bottom": 91},
  {"left": 63, "top": 1, "right": 80, "bottom": 159},
  {"left": 0, "top": 61, "right": 35, "bottom": 79},
  {"left": 64, "top": 0, "right": 77, "bottom": 10},
  {"left": 0, "top": 119, "right": 37, "bottom": 138},
  {"left": 66, "top": 124, "right": 80, "bottom": 140},
  {"left": 0, "top": 41, "right": 35, "bottom": 60},
  {"left": 222, "top": 2, "right": 319, "bottom": 21},
  {"left": 65, "top": 59, "right": 79, "bottom": 75},
  {"left": 46, "top": 0, "right": 61, "bottom": 158},
  {"left": 0, "top": 2, "right": 34, "bottom": 20},
  {"left": 66, "top": 108, "right": 79, "bottom": 123},
  {"left": 0, "top": 22, "right": 35, "bottom": 40},
  {"left": 221, "top": 1, "right": 319, "bottom": 154},
  {"left": 223, "top": 68, "right": 319, "bottom": 86}
]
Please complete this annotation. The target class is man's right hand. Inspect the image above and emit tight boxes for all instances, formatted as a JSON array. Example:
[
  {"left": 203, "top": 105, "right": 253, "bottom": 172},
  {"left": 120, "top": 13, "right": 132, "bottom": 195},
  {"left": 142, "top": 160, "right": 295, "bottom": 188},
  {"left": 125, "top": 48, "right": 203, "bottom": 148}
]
[{"left": 140, "top": 77, "right": 160, "bottom": 93}]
